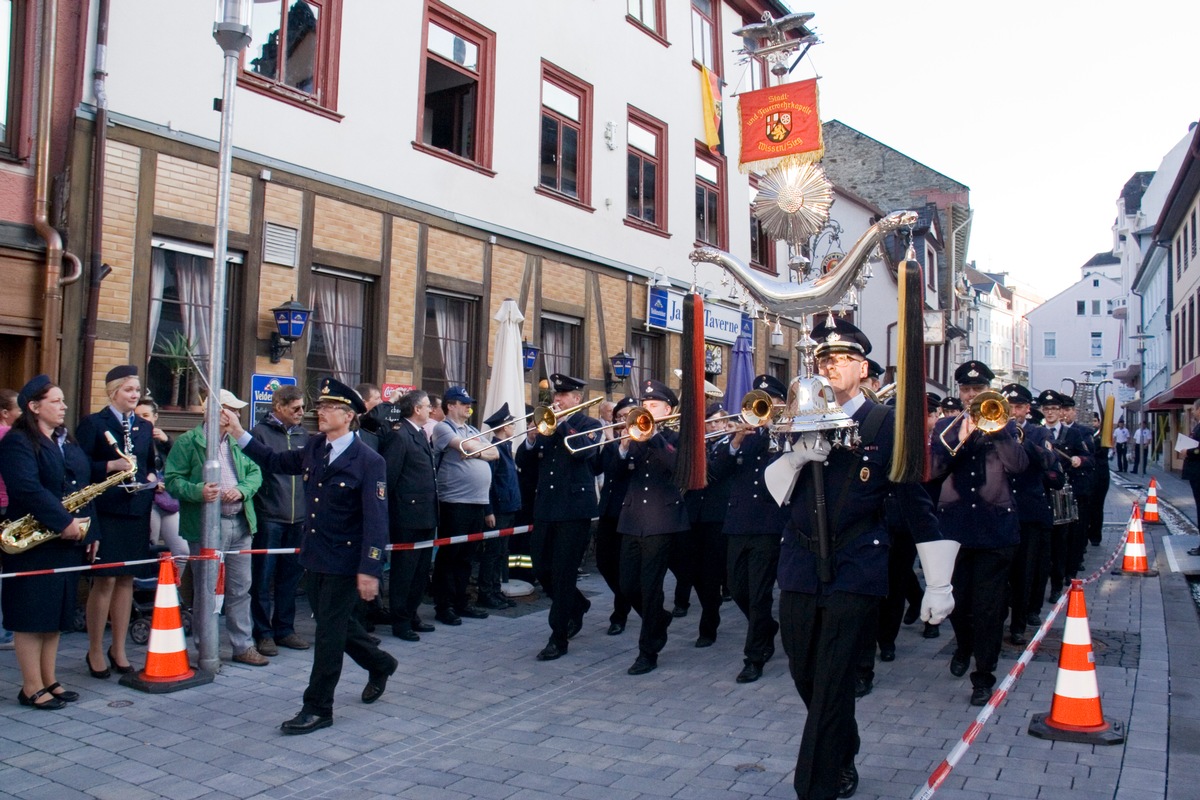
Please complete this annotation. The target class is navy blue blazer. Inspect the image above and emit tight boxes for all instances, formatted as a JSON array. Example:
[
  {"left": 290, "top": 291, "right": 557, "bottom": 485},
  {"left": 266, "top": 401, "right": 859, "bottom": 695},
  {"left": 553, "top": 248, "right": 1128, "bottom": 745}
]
[
  {"left": 930, "top": 416, "right": 1026, "bottom": 549},
  {"left": 516, "top": 411, "right": 601, "bottom": 523},
  {"left": 241, "top": 433, "right": 388, "bottom": 578},
  {"left": 685, "top": 434, "right": 734, "bottom": 526},
  {"left": 0, "top": 428, "right": 97, "bottom": 545},
  {"left": 616, "top": 429, "right": 689, "bottom": 537},
  {"left": 378, "top": 421, "right": 439, "bottom": 533},
  {"left": 487, "top": 438, "right": 522, "bottom": 516},
  {"left": 76, "top": 408, "right": 155, "bottom": 518},
  {"left": 710, "top": 428, "right": 787, "bottom": 536},
  {"left": 1053, "top": 423, "right": 1096, "bottom": 496},
  {"left": 596, "top": 440, "right": 633, "bottom": 519},
  {"left": 1010, "top": 422, "right": 1057, "bottom": 527}
]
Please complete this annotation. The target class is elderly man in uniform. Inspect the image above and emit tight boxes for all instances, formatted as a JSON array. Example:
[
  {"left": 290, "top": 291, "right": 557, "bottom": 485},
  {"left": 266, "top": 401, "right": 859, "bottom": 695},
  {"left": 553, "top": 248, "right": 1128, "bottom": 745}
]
[
  {"left": 617, "top": 379, "right": 689, "bottom": 676},
  {"left": 931, "top": 361, "right": 1027, "bottom": 706},
  {"left": 226, "top": 378, "right": 397, "bottom": 734},
  {"left": 516, "top": 374, "right": 602, "bottom": 660},
  {"left": 594, "top": 396, "right": 639, "bottom": 636},
  {"left": 765, "top": 319, "right": 957, "bottom": 799}
]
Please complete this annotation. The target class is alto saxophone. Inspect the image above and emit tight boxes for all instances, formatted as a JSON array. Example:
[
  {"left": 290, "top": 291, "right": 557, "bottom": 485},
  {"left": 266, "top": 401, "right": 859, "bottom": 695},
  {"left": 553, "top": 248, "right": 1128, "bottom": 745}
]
[{"left": 0, "top": 432, "right": 137, "bottom": 555}]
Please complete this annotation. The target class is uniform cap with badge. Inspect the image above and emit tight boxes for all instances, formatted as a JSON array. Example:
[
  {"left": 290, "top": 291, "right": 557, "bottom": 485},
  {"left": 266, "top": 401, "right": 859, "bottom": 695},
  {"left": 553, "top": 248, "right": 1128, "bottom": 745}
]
[
  {"left": 317, "top": 377, "right": 367, "bottom": 414},
  {"left": 954, "top": 360, "right": 994, "bottom": 387}
]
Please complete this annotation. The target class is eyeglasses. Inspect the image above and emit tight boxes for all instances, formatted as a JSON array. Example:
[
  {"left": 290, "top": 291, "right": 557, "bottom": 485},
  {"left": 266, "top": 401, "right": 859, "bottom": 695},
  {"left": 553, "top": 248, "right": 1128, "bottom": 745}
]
[
  {"left": 286, "top": 404, "right": 304, "bottom": 413},
  {"left": 817, "top": 354, "right": 862, "bottom": 369}
]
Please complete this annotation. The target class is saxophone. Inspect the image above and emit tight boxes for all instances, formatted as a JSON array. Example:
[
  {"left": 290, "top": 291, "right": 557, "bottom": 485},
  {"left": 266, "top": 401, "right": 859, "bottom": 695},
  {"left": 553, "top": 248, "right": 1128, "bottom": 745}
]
[{"left": 0, "top": 432, "right": 136, "bottom": 555}]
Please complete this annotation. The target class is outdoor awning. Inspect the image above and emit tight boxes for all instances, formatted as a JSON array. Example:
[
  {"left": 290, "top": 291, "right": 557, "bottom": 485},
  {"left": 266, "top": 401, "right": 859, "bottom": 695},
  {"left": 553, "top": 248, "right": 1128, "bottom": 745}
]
[
  {"left": 1145, "top": 373, "right": 1200, "bottom": 410},
  {"left": 1112, "top": 363, "right": 1140, "bottom": 384}
]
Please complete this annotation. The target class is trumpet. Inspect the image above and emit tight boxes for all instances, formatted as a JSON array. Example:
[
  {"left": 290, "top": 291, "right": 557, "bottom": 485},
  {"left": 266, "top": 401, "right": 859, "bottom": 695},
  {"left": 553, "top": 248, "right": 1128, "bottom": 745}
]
[
  {"left": 938, "top": 390, "right": 1013, "bottom": 457},
  {"left": 701, "top": 389, "right": 781, "bottom": 436},
  {"left": 459, "top": 395, "right": 604, "bottom": 455},
  {"left": 564, "top": 407, "right": 681, "bottom": 453}
]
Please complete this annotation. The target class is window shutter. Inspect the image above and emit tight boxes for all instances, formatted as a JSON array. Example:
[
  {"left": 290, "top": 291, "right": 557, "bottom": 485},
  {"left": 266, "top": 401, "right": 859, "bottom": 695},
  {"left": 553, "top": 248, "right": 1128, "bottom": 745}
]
[{"left": 263, "top": 223, "right": 299, "bottom": 267}]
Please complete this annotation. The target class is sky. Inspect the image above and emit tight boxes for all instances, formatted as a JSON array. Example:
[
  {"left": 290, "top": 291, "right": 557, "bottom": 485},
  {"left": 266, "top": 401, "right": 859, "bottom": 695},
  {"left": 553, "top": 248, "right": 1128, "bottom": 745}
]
[{"left": 770, "top": 1, "right": 1199, "bottom": 300}]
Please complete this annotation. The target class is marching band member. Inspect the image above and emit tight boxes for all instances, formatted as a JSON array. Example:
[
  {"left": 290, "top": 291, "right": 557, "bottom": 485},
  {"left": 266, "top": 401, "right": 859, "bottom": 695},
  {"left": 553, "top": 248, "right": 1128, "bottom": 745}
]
[{"left": 594, "top": 396, "right": 639, "bottom": 636}]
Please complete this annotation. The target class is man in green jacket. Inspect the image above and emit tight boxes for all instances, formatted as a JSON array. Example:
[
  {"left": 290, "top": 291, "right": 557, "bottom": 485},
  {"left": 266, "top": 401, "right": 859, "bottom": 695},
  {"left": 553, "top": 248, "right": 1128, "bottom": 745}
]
[{"left": 165, "top": 389, "right": 265, "bottom": 666}]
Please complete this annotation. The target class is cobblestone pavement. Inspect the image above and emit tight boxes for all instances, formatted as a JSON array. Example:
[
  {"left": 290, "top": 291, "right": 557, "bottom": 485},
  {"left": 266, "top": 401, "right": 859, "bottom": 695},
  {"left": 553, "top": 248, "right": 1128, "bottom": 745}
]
[{"left": 2, "top": 467, "right": 1198, "bottom": 800}]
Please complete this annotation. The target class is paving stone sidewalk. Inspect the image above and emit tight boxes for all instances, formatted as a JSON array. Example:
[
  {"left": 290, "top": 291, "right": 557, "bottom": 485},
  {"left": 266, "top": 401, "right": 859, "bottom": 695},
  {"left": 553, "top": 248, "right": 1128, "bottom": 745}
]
[{"left": 2, "top": 471, "right": 1197, "bottom": 800}]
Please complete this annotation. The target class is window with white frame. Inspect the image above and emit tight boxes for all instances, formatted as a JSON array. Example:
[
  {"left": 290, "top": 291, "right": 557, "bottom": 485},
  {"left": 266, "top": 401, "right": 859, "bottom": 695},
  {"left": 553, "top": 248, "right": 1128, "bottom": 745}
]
[
  {"left": 422, "top": 292, "right": 475, "bottom": 398},
  {"left": 1044, "top": 332, "right": 1056, "bottom": 358},
  {"left": 1090, "top": 331, "right": 1102, "bottom": 358},
  {"left": 307, "top": 268, "right": 372, "bottom": 399},
  {"left": 540, "top": 314, "right": 580, "bottom": 383},
  {"left": 630, "top": 331, "right": 662, "bottom": 393},
  {"left": 690, "top": 0, "right": 719, "bottom": 72}
]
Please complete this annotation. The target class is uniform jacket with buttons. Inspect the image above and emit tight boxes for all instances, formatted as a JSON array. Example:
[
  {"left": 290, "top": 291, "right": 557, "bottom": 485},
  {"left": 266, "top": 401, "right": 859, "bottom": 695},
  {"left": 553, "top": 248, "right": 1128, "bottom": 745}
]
[
  {"left": 76, "top": 408, "right": 155, "bottom": 519},
  {"left": 684, "top": 435, "right": 734, "bottom": 526},
  {"left": 241, "top": 434, "right": 388, "bottom": 578},
  {"left": 0, "top": 426, "right": 97, "bottom": 548},
  {"left": 1052, "top": 422, "right": 1096, "bottom": 496},
  {"left": 709, "top": 428, "right": 786, "bottom": 536},
  {"left": 930, "top": 416, "right": 1027, "bottom": 548},
  {"left": 515, "top": 410, "right": 601, "bottom": 523},
  {"left": 1011, "top": 421, "right": 1057, "bottom": 528},
  {"left": 487, "top": 437, "right": 522, "bottom": 516},
  {"left": 616, "top": 429, "right": 689, "bottom": 537},
  {"left": 378, "top": 420, "right": 438, "bottom": 532},
  {"left": 596, "top": 439, "right": 633, "bottom": 519},
  {"left": 778, "top": 399, "right": 940, "bottom": 597}
]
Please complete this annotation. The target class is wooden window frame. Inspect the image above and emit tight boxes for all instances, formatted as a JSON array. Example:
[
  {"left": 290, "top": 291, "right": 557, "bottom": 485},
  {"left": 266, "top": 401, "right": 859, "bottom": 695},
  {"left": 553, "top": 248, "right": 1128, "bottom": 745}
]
[
  {"left": 421, "top": 291, "right": 477, "bottom": 399},
  {"left": 626, "top": 0, "right": 668, "bottom": 46},
  {"left": 306, "top": 267, "right": 375, "bottom": 403},
  {"left": 630, "top": 330, "right": 664, "bottom": 391},
  {"left": 1, "top": 0, "right": 31, "bottom": 161},
  {"left": 694, "top": 141, "right": 727, "bottom": 249},
  {"left": 413, "top": 0, "right": 496, "bottom": 175},
  {"left": 748, "top": 174, "right": 775, "bottom": 275},
  {"left": 239, "top": 0, "right": 344, "bottom": 121},
  {"left": 535, "top": 61, "right": 593, "bottom": 211},
  {"left": 540, "top": 314, "right": 582, "bottom": 385},
  {"left": 625, "top": 106, "right": 669, "bottom": 237},
  {"left": 690, "top": 0, "right": 722, "bottom": 76}
]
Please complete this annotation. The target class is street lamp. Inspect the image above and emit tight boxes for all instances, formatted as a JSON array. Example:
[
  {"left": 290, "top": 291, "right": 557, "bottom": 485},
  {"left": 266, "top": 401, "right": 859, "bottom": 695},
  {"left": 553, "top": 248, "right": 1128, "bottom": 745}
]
[
  {"left": 197, "top": 0, "right": 252, "bottom": 675},
  {"left": 521, "top": 340, "right": 541, "bottom": 371},
  {"left": 605, "top": 350, "right": 635, "bottom": 394},
  {"left": 269, "top": 298, "right": 312, "bottom": 363}
]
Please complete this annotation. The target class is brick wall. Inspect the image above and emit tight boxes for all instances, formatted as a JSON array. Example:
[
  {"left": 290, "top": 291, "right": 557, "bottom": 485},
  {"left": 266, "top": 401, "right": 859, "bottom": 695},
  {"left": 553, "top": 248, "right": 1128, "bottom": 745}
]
[
  {"left": 426, "top": 228, "right": 483, "bottom": 282},
  {"left": 153, "top": 154, "right": 251, "bottom": 233},
  {"left": 98, "top": 141, "right": 140, "bottom": 325},
  {"left": 312, "top": 196, "right": 382, "bottom": 260},
  {"left": 264, "top": 184, "right": 303, "bottom": 228},
  {"left": 388, "top": 217, "right": 421, "bottom": 359},
  {"left": 258, "top": 263, "right": 299, "bottom": 340},
  {"left": 541, "top": 259, "right": 584, "bottom": 306}
]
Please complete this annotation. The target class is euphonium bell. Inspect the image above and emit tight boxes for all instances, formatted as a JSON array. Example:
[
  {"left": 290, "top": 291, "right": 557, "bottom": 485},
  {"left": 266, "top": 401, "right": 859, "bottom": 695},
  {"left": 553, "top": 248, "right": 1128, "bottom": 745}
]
[
  {"left": 740, "top": 390, "right": 776, "bottom": 427},
  {"left": 969, "top": 390, "right": 1010, "bottom": 434}
]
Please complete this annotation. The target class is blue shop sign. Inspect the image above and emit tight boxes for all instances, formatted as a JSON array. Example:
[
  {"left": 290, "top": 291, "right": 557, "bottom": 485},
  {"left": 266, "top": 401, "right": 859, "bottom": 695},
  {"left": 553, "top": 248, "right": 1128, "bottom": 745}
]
[{"left": 645, "top": 286, "right": 743, "bottom": 345}]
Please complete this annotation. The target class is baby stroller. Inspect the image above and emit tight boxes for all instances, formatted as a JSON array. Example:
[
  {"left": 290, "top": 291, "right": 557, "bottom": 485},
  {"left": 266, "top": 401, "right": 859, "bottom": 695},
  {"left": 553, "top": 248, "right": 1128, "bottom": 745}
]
[{"left": 129, "top": 545, "right": 192, "bottom": 645}]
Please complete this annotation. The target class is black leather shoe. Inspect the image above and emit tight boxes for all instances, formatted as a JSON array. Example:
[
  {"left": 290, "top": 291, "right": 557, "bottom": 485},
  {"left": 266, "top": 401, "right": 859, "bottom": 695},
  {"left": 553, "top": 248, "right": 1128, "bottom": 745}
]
[
  {"left": 412, "top": 619, "right": 435, "bottom": 633},
  {"left": 46, "top": 682, "right": 79, "bottom": 702},
  {"left": 1025, "top": 612, "right": 1041, "bottom": 626},
  {"left": 923, "top": 623, "right": 941, "bottom": 639},
  {"left": 455, "top": 605, "right": 489, "bottom": 620},
  {"left": 695, "top": 636, "right": 715, "bottom": 648},
  {"left": 606, "top": 622, "right": 626, "bottom": 636},
  {"left": 879, "top": 647, "right": 896, "bottom": 662},
  {"left": 476, "top": 594, "right": 508, "bottom": 609},
  {"left": 627, "top": 655, "right": 657, "bottom": 675},
  {"left": 536, "top": 641, "right": 566, "bottom": 661},
  {"left": 854, "top": 677, "right": 873, "bottom": 698},
  {"left": 949, "top": 653, "right": 969, "bottom": 678},
  {"left": 903, "top": 604, "right": 921, "bottom": 625},
  {"left": 435, "top": 610, "right": 462, "bottom": 626},
  {"left": 392, "top": 626, "right": 420, "bottom": 642},
  {"left": 1188, "top": 547, "right": 1200, "bottom": 557},
  {"left": 362, "top": 655, "right": 398, "bottom": 704},
  {"left": 366, "top": 633, "right": 382, "bottom": 645},
  {"left": 671, "top": 605, "right": 689, "bottom": 618},
  {"left": 567, "top": 598, "right": 590, "bottom": 639},
  {"left": 281, "top": 711, "right": 332, "bottom": 734},
  {"left": 735, "top": 662, "right": 762, "bottom": 683},
  {"left": 107, "top": 648, "right": 135, "bottom": 675},
  {"left": 1008, "top": 631, "right": 1027, "bottom": 646},
  {"left": 970, "top": 686, "right": 992, "bottom": 706},
  {"left": 836, "top": 764, "right": 859, "bottom": 798},
  {"left": 85, "top": 654, "right": 110, "bottom": 680},
  {"left": 17, "top": 688, "right": 66, "bottom": 710}
]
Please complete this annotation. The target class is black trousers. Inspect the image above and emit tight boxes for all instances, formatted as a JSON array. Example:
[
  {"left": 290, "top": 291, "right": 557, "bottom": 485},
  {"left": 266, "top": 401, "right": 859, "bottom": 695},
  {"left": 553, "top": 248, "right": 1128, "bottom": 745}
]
[
  {"left": 477, "top": 511, "right": 513, "bottom": 597},
  {"left": 1131, "top": 444, "right": 1146, "bottom": 474},
  {"left": 302, "top": 571, "right": 394, "bottom": 717},
  {"left": 780, "top": 590, "right": 878, "bottom": 800},
  {"left": 680, "top": 520, "right": 724, "bottom": 640},
  {"left": 432, "top": 502, "right": 485, "bottom": 612},
  {"left": 388, "top": 527, "right": 434, "bottom": 629},
  {"left": 877, "top": 525, "right": 921, "bottom": 651},
  {"left": 948, "top": 545, "right": 1015, "bottom": 689},
  {"left": 1115, "top": 443, "right": 1127, "bottom": 471},
  {"left": 530, "top": 518, "right": 592, "bottom": 646},
  {"left": 1013, "top": 521, "right": 1050, "bottom": 632},
  {"left": 668, "top": 528, "right": 694, "bottom": 610},
  {"left": 619, "top": 533, "right": 674, "bottom": 659},
  {"left": 727, "top": 534, "right": 780, "bottom": 664},
  {"left": 595, "top": 514, "right": 632, "bottom": 626},
  {"left": 1066, "top": 497, "right": 1093, "bottom": 577}
]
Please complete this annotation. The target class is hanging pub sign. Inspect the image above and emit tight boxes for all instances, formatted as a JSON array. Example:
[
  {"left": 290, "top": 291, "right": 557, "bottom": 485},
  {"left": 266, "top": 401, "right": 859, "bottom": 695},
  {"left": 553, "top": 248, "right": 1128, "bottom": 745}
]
[
  {"left": 647, "top": 287, "right": 743, "bottom": 345},
  {"left": 738, "top": 78, "right": 823, "bottom": 172},
  {"left": 251, "top": 374, "right": 298, "bottom": 424}
]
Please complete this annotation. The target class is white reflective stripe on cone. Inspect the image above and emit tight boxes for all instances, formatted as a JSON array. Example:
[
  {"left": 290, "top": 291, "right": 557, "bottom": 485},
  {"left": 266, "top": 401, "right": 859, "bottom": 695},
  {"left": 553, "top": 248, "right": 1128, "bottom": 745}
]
[
  {"left": 1062, "top": 617, "right": 1094, "bottom": 646},
  {"left": 1124, "top": 543, "right": 1147, "bottom": 557},
  {"left": 154, "top": 582, "right": 180, "bottom": 608},
  {"left": 1053, "top": 667, "right": 1101, "bottom": 699},
  {"left": 148, "top": 627, "right": 187, "bottom": 654}
]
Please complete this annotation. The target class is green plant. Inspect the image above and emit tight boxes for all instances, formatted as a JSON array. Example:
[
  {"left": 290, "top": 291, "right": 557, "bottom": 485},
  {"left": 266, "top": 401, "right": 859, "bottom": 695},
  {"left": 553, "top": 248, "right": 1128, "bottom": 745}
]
[{"left": 156, "top": 331, "right": 196, "bottom": 408}]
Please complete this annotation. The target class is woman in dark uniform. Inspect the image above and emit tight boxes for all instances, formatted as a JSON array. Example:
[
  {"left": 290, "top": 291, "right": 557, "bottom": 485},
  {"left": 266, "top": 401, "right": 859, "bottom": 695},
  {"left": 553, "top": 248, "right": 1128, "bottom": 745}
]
[
  {"left": 0, "top": 375, "right": 96, "bottom": 709},
  {"left": 75, "top": 365, "right": 155, "bottom": 678}
]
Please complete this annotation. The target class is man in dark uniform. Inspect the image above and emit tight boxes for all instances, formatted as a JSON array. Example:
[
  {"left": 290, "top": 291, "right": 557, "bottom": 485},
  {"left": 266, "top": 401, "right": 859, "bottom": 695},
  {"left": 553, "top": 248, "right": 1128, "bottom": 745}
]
[
  {"left": 617, "top": 379, "right": 689, "bottom": 676},
  {"left": 595, "top": 396, "right": 639, "bottom": 635},
  {"left": 931, "top": 361, "right": 1027, "bottom": 707},
  {"left": 516, "top": 374, "right": 602, "bottom": 661},
  {"left": 479, "top": 403, "right": 521, "bottom": 609},
  {"left": 1044, "top": 392, "right": 1094, "bottom": 587},
  {"left": 378, "top": 390, "right": 439, "bottom": 641},
  {"left": 226, "top": 377, "right": 396, "bottom": 734},
  {"left": 711, "top": 375, "right": 787, "bottom": 684},
  {"left": 765, "top": 320, "right": 957, "bottom": 800}
]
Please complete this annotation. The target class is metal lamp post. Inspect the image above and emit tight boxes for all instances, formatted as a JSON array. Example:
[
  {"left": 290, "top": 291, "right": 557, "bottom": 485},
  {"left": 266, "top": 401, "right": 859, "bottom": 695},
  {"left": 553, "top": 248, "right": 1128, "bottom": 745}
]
[{"left": 196, "top": 0, "right": 251, "bottom": 674}]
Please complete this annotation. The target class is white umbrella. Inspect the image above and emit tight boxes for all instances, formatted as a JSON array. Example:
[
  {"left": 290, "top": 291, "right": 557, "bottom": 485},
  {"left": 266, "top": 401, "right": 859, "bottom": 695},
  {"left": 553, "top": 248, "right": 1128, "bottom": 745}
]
[{"left": 481, "top": 298, "right": 527, "bottom": 431}]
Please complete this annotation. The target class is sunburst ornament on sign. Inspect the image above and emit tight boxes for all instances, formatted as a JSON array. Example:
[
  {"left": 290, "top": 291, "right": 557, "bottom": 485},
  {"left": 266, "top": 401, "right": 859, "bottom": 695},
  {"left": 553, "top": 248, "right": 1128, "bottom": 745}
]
[{"left": 752, "top": 163, "right": 833, "bottom": 247}]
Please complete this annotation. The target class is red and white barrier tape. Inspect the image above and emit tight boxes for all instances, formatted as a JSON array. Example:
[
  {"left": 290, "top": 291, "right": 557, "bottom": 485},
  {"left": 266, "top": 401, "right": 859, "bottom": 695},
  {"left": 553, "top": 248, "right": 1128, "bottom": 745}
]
[
  {"left": 0, "top": 524, "right": 534, "bottom": 579},
  {"left": 911, "top": 523, "right": 1133, "bottom": 800}
]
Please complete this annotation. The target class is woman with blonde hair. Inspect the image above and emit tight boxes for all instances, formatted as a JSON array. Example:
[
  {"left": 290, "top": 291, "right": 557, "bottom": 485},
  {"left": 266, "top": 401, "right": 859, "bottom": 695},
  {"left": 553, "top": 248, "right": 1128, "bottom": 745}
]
[{"left": 75, "top": 366, "right": 155, "bottom": 678}]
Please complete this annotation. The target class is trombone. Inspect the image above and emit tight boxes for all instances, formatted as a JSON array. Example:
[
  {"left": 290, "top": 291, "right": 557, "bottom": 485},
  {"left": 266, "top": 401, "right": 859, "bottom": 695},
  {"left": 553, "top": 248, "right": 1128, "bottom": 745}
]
[
  {"left": 457, "top": 395, "right": 604, "bottom": 455},
  {"left": 702, "top": 390, "right": 780, "bottom": 439},
  {"left": 938, "top": 390, "right": 1014, "bottom": 457},
  {"left": 564, "top": 407, "right": 681, "bottom": 453}
]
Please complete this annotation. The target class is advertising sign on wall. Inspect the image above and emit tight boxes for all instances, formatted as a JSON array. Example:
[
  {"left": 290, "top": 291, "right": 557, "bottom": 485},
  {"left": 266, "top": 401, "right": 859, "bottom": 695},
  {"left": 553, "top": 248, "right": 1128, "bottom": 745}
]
[{"left": 646, "top": 287, "right": 744, "bottom": 345}]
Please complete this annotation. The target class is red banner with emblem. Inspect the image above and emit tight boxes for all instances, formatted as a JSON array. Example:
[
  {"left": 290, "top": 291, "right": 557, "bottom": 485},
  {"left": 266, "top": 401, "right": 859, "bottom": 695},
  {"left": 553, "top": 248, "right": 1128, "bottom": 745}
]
[{"left": 737, "top": 78, "right": 823, "bottom": 172}]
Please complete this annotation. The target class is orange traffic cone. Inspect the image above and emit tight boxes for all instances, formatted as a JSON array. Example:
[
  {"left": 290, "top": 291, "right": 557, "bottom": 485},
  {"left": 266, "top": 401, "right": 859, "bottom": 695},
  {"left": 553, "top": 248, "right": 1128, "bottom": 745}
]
[
  {"left": 1119, "top": 503, "right": 1159, "bottom": 577},
  {"left": 120, "top": 553, "right": 214, "bottom": 694},
  {"left": 1143, "top": 478, "right": 1162, "bottom": 524},
  {"left": 1028, "top": 580, "right": 1124, "bottom": 745}
]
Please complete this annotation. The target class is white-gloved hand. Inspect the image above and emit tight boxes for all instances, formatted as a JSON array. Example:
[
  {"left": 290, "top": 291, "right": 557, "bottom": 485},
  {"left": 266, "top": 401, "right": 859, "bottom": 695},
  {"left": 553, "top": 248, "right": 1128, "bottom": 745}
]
[
  {"left": 764, "top": 433, "right": 831, "bottom": 506},
  {"left": 915, "top": 539, "right": 960, "bottom": 624}
]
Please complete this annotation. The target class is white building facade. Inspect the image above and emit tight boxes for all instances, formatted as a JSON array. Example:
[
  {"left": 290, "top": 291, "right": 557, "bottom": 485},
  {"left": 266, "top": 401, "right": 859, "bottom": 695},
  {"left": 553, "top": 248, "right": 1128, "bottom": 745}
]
[{"left": 1027, "top": 261, "right": 1123, "bottom": 393}]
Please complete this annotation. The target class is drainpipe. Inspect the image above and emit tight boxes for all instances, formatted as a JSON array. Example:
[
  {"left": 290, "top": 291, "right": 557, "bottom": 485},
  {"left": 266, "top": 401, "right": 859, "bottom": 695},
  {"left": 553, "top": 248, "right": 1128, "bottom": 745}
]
[
  {"left": 79, "top": 0, "right": 111, "bottom": 410},
  {"left": 34, "top": 0, "right": 82, "bottom": 380}
]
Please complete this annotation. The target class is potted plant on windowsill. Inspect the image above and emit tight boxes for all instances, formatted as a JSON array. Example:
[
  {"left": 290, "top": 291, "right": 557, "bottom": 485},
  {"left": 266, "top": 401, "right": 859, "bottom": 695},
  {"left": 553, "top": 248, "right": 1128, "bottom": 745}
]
[{"left": 156, "top": 331, "right": 196, "bottom": 411}]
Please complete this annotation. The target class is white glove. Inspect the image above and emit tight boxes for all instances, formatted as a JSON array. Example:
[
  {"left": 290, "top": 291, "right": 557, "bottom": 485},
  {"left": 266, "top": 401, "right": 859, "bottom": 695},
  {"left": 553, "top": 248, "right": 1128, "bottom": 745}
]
[
  {"left": 764, "top": 434, "right": 831, "bottom": 506},
  {"left": 915, "top": 539, "right": 960, "bottom": 624}
]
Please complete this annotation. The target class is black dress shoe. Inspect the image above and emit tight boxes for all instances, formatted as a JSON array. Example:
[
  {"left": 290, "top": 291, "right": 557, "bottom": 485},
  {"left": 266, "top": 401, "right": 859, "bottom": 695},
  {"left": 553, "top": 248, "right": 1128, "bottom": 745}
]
[
  {"left": 412, "top": 619, "right": 435, "bottom": 633},
  {"left": 455, "top": 605, "right": 489, "bottom": 620},
  {"left": 735, "top": 662, "right": 762, "bottom": 683},
  {"left": 85, "top": 654, "right": 110, "bottom": 680},
  {"left": 46, "top": 682, "right": 79, "bottom": 702},
  {"left": 567, "top": 598, "right": 590, "bottom": 639},
  {"left": 879, "top": 647, "right": 896, "bottom": 662},
  {"left": 1025, "top": 612, "right": 1041, "bottom": 626},
  {"left": 923, "top": 623, "right": 940, "bottom": 639},
  {"left": 476, "top": 594, "right": 507, "bottom": 610},
  {"left": 362, "top": 655, "right": 398, "bottom": 704},
  {"left": 1008, "top": 631, "right": 1027, "bottom": 646},
  {"left": 627, "top": 655, "right": 657, "bottom": 675},
  {"left": 671, "top": 605, "right": 689, "bottom": 618},
  {"left": 536, "top": 641, "right": 566, "bottom": 661},
  {"left": 1188, "top": 547, "right": 1200, "bottom": 557},
  {"left": 903, "top": 604, "right": 921, "bottom": 625},
  {"left": 366, "top": 633, "right": 382, "bottom": 645},
  {"left": 695, "top": 636, "right": 715, "bottom": 648},
  {"left": 949, "top": 653, "right": 969, "bottom": 678},
  {"left": 854, "top": 677, "right": 873, "bottom": 698},
  {"left": 970, "top": 686, "right": 992, "bottom": 706},
  {"left": 17, "top": 688, "right": 66, "bottom": 710},
  {"left": 281, "top": 711, "right": 333, "bottom": 734},
  {"left": 836, "top": 764, "right": 859, "bottom": 798},
  {"left": 107, "top": 648, "right": 135, "bottom": 675},
  {"left": 606, "top": 622, "right": 625, "bottom": 636},
  {"left": 435, "top": 610, "right": 462, "bottom": 626},
  {"left": 392, "top": 626, "right": 420, "bottom": 642}
]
